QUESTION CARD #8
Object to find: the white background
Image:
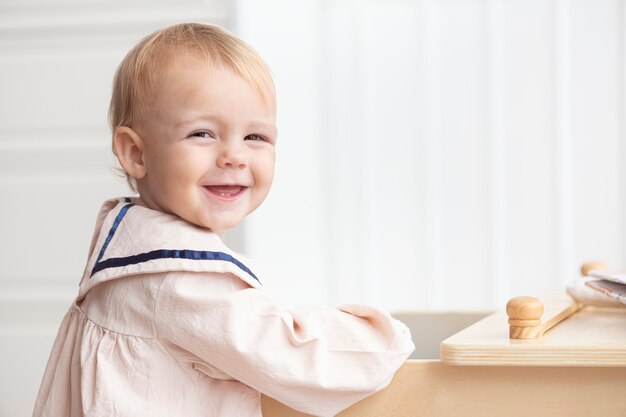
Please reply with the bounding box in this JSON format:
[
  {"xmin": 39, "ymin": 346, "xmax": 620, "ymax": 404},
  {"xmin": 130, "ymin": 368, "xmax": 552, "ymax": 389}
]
[{"xmin": 1, "ymin": 0, "xmax": 626, "ymax": 415}]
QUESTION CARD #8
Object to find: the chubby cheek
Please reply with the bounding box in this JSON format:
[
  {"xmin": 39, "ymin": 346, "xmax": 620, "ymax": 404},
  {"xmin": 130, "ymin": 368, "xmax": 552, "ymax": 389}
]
[
  {"xmin": 253, "ymin": 157, "xmax": 275, "ymax": 203},
  {"xmin": 261, "ymin": 154, "xmax": 276, "ymax": 188},
  {"xmin": 167, "ymin": 154, "xmax": 201, "ymax": 183},
  {"xmin": 155, "ymin": 162, "xmax": 199, "ymax": 209},
  {"xmin": 262, "ymin": 166, "xmax": 275, "ymax": 192}
]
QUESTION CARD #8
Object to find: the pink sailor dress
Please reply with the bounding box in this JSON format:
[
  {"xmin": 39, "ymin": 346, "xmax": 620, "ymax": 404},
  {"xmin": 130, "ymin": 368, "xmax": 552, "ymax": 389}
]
[{"xmin": 33, "ymin": 197, "xmax": 414, "ymax": 417}]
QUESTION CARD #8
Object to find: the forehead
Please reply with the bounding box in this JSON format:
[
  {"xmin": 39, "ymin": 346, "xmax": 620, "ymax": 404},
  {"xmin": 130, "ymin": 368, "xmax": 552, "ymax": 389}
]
[
  {"xmin": 157, "ymin": 56, "xmax": 275, "ymax": 114},
  {"xmin": 147, "ymin": 48, "xmax": 275, "ymax": 108}
]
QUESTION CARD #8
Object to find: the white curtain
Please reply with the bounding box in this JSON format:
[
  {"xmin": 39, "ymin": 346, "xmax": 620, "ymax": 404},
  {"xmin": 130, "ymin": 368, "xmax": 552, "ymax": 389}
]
[{"xmin": 236, "ymin": 0, "xmax": 626, "ymax": 311}]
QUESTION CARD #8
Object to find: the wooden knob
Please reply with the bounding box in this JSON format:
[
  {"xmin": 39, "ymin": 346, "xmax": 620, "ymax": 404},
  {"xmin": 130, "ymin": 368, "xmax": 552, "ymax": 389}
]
[
  {"xmin": 580, "ymin": 261, "xmax": 608, "ymax": 276},
  {"xmin": 506, "ymin": 296, "xmax": 544, "ymax": 339}
]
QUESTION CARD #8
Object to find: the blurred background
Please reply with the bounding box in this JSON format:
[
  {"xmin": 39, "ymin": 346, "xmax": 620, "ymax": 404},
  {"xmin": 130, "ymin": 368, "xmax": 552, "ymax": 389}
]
[{"xmin": 2, "ymin": 0, "xmax": 626, "ymax": 414}]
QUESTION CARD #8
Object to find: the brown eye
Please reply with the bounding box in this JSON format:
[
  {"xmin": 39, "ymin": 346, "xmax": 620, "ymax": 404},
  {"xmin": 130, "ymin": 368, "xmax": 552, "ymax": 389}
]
[
  {"xmin": 245, "ymin": 134, "xmax": 266, "ymax": 142},
  {"xmin": 189, "ymin": 131, "xmax": 214, "ymax": 139}
]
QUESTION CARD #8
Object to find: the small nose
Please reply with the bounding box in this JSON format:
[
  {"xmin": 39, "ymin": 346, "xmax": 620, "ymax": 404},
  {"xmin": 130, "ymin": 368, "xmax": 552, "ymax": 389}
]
[{"xmin": 216, "ymin": 142, "xmax": 247, "ymax": 169}]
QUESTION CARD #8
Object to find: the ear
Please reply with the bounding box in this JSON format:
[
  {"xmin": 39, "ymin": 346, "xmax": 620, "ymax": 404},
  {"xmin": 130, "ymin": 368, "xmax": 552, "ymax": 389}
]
[{"xmin": 113, "ymin": 126, "xmax": 147, "ymax": 180}]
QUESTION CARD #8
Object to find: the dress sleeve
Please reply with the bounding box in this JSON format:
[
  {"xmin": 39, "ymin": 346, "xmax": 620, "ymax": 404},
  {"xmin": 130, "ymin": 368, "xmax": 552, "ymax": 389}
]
[{"xmin": 154, "ymin": 271, "xmax": 415, "ymax": 417}]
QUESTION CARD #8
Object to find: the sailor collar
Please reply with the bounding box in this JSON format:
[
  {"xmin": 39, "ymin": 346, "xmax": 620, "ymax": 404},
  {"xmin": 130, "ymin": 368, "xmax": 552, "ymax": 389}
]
[{"xmin": 79, "ymin": 198, "xmax": 261, "ymax": 298}]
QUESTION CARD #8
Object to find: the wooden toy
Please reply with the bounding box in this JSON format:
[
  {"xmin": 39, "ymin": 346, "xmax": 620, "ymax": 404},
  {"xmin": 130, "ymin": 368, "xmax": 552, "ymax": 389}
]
[
  {"xmin": 505, "ymin": 295, "xmax": 582, "ymax": 339},
  {"xmin": 579, "ymin": 260, "xmax": 608, "ymax": 276}
]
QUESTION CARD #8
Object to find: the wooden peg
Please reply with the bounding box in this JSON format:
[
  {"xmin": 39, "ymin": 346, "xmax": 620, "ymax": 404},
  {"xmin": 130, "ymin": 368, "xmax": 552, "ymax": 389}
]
[
  {"xmin": 580, "ymin": 261, "xmax": 608, "ymax": 277},
  {"xmin": 506, "ymin": 296, "xmax": 582, "ymax": 339},
  {"xmin": 506, "ymin": 296, "xmax": 544, "ymax": 339}
]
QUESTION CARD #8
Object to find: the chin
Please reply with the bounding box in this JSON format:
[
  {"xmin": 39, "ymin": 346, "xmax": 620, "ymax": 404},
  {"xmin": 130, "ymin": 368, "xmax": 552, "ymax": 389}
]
[{"xmin": 203, "ymin": 219, "xmax": 241, "ymax": 234}]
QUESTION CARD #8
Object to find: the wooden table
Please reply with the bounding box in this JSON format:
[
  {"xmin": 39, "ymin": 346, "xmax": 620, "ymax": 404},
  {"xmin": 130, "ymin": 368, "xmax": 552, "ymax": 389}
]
[{"xmin": 262, "ymin": 296, "xmax": 626, "ymax": 416}]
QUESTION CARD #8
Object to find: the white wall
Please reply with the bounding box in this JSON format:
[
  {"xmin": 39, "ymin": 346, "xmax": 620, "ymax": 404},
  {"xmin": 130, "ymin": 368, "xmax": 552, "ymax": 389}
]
[
  {"xmin": 236, "ymin": 0, "xmax": 626, "ymax": 311},
  {"xmin": 0, "ymin": 2, "xmax": 232, "ymax": 415},
  {"xmin": 1, "ymin": 0, "xmax": 626, "ymax": 415}
]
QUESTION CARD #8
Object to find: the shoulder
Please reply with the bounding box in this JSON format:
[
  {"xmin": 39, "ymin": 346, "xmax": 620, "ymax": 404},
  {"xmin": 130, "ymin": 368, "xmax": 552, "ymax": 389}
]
[{"xmin": 157, "ymin": 270, "xmax": 253, "ymax": 300}]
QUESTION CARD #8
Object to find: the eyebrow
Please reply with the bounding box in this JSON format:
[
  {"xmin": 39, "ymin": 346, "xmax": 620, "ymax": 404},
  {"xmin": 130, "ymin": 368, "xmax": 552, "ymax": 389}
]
[
  {"xmin": 174, "ymin": 114, "xmax": 219, "ymax": 129},
  {"xmin": 247, "ymin": 121, "xmax": 278, "ymax": 136}
]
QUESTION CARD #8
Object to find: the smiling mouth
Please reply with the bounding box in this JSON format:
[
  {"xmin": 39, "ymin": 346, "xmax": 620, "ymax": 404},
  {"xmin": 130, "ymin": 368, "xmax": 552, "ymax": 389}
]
[{"xmin": 204, "ymin": 185, "xmax": 248, "ymax": 201}]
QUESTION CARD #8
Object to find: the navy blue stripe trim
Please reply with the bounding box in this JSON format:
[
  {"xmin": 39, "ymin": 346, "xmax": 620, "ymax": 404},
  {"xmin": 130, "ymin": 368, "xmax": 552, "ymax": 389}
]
[
  {"xmin": 91, "ymin": 249, "xmax": 260, "ymax": 283},
  {"xmin": 91, "ymin": 203, "xmax": 134, "ymax": 276}
]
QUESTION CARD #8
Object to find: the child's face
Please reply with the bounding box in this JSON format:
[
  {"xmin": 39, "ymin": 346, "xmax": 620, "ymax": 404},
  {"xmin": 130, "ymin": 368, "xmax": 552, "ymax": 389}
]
[{"xmin": 133, "ymin": 55, "xmax": 277, "ymax": 234}]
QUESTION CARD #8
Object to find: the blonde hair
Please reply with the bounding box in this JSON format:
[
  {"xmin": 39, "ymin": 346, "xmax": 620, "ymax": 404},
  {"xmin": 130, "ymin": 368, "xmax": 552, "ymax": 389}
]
[{"xmin": 108, "ymin": 23, "xmax": 275, "ymax": 190}]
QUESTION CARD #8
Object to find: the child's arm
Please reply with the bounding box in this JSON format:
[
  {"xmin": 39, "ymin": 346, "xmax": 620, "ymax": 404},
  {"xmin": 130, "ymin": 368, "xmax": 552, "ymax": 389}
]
[{"xmin": 154, "ymin": 272, "xmax": 414, "ymax": 417}]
